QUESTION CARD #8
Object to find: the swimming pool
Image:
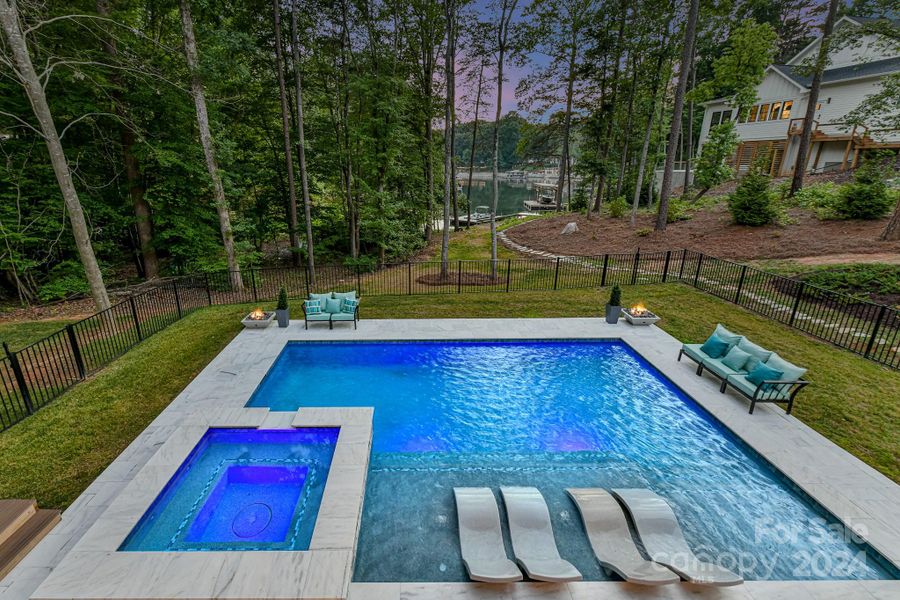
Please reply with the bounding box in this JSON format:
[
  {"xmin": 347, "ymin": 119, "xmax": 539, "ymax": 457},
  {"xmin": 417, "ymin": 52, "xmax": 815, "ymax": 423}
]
[
  {"xmin": 248, "ymin": 340, "xmax": 894, "ymax": 581},
  {"xmin": 120, "ymin": 428, "xmax": 338, "ymax": 552}
]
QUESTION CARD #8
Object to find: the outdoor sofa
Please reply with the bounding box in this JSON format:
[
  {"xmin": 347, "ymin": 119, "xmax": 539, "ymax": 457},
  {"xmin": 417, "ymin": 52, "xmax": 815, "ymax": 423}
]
[
  {"xmin": 678, "ymin": 324, "xmax": 809, "ymax": 414},
  {"xmin": 303, "ymin": 290, "xmax": 359, "ymax": 329}
]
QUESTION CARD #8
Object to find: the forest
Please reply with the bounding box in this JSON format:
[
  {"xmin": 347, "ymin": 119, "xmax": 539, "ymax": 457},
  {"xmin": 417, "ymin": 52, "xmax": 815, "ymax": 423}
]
[{"xmin": 1, "ymin": 0, "xmax": 898, "ymax": 312}]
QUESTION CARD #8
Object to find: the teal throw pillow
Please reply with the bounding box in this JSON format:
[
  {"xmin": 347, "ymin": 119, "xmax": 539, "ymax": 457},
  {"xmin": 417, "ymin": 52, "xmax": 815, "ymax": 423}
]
[
  {"xmin": 700, "ymin": 334, "xmax": 730, "ymax": 358},
  {"xmin": 721, "ymin": 346, "xmax": 751, "ymax": 371},
  {"xmin": 745, "ymin": 363, "xmax": 784, "ymax": 390}
]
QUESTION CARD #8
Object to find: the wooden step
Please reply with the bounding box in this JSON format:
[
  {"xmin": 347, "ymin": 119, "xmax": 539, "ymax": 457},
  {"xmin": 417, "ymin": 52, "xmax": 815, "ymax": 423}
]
[
  {"xmin": 0, "ymin": 499, "xmax": 36, "ymax": 547},
  {"xmin": 0, "ymin": 509, "xmax": 60, "ymax": 580}
]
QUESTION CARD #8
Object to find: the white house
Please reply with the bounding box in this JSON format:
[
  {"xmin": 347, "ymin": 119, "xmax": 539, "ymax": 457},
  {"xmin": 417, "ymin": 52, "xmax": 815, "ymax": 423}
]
[{"xmin": 691, "ymin": 15, "xmax": 900, "ymax": 184}]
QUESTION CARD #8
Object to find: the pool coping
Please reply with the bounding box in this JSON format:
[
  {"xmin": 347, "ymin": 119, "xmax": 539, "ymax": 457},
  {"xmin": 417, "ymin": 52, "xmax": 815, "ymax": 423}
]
[{"xmin": 3, "ymin": 317, "xmax": 899, "ymax": 600}]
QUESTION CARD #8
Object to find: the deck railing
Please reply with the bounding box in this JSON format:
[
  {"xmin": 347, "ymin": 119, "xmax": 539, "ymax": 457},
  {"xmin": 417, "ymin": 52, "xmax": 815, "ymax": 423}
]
[{"xmin": 1, "ymin": 249, "xmax": 897, "ymax": 430}]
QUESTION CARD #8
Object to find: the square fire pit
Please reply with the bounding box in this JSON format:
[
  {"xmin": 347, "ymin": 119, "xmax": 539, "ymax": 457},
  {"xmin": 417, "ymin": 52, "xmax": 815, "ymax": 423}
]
[
  {"xmin": 622, "ymin": 304, "xmax": 660, "ymax": 326},
  {"xmin": 242, "ymin": 308, "xmax": 275, "ymax": 329}
]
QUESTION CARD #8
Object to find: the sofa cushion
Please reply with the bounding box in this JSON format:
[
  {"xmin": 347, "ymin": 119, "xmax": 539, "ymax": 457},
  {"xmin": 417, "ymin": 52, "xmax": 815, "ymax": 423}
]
[
  {"xmin": 309, "ymin": 293, "xmax": 332, "ymax": 308},
  {"xmin": 700, "ymin": 334, "xmax": 730, "ymax": 359},
  {"xmin": 714, "ymin": 324, "xmax": 743, "ymax": 348},
  {"xmin": 701, "ymin": 356, "xmax": 743, "ymax": 379},
  {"xmin": 305, "ymin": 312, "xmax": 331, "ymax": 321},
  {"xmin": 681, "ymin": 343, "xmax": 706, "ymax": 363},
  {"xmin": 736, "ymin": 339, "xmax": 771, "ymax": 371},
  {"xmin": 765, "ymin": 353, "xmax": 807, "ymax": 382},
  {"xmin": 331, "ymin": 312, "xmax": 356, "ymax": 321},
  {"xmin": 726, "ymin": 374, "xmax": 790, "ymax": 400},
  {"xmin": 324, "ymin": 297, "xmax": 343, "ymax": 314},
  {"xmin": 333, "ymin": 290, "xmax": 358, "ymax": 301},
  {"xmin": 722, "ymin": 346, "xmax": 752, "ymax": 371}
]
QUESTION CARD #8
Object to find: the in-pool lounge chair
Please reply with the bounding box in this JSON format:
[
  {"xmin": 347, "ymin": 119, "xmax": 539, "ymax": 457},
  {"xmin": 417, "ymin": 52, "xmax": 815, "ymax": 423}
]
[
  {"xmin": 566, "ymin": 488, "xmax": 679, "ymax": 585},
  {"xmin": 678, "ymin": 324, "xmax": 809, "ymax": 414},
  {"xmin": 453, "ymin": 488, "xmax": 522, "ymax": 583},
  {"xmin": 303, "ymin": 291, "xmax": 360, "ymax": 329},
  {"xmin": 611, "ymin": 488, "xmax": 743, "ymax": 587},
  {"xmin": 500, "ymin": 487, "xmax": 582, "ymax": 583}
]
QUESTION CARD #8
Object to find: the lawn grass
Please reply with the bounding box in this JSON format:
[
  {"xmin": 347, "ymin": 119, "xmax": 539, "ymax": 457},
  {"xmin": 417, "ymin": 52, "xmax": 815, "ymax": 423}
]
[
  {"xmin": 0, "ymin": 319, "xmax": 74, "ymax": 351},
  {"xmin": 432, "ymin": 224, "xmax": 517, "ymax": 261},
  {"xmin": 0, "ymin": 285, "xmax": 898, "ymax": 510},
  {"xmin": 0, "ymin": 305, "xmax": 247, "ymax": 508}
]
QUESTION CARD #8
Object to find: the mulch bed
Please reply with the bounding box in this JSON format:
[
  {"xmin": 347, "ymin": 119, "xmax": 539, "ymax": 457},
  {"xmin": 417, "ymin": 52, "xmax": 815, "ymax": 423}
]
[
  {"xmin": 417, "ymin": 272, "xmax": 500, "ymax": 286},
  {"xmin": 504, "ymin": 204, "xmax": 900, "ymax": 261}
]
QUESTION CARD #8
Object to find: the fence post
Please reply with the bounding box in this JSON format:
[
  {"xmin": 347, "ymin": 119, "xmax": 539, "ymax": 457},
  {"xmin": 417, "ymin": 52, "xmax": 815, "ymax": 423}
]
[
  {"xmin": 553, "ymin": 257, "xmax": 561, "ymax": 290},
  {"xmin": 601, "ymin": 254, "xmax": 609, "ymax": 287},
  {"xmin": 3, "ymin": 342, "xmax": 32, "ymax": 415},
  {"xmin": 129, "ymin": 295, "xmax": 143, "ymax": 341},
  {"xmin": 407, "ymin": 262, "xmax": 413, "ymax": 295},
  {"xmin": 457, "ymin": 261, "xmax": 463, "ymax": 293},
  {"xmin": 65, "ymin": 325, "xmax": 86, "ymax": 379},
  {"xmin": 204, "ymin": 273, "xmax": 213, "ymax": 306},
  {"xmin": 789, "ymin": 282, "xmax": 805, "ymax": 326},
  {"xmin": 693, "ymin": 253, "xmax": 704, "ymax": 287},
  {"xmin": 630, "ymin": 249, "xmax": 640, "ymax": 285},
  {"xmin": 678, "ymin": 249, "xmax": 687, "ymax": 280},
  {"xmin": 662, "ymin": 250, "xmax": 671, "ymax": 283},
  {"xmin": 250, "ymin": 269, "xmax": 258, "ymax": 302},
  {"xmin": 505, "ymin": 259, "xmax": 512, "ymax": 292},
  {"xmin": 172, "ymin": 280, "xmax": 182, "ymax": 318},
  {"xmin": 735, "ymin": 265, "xmax": 748, "ymax": 304},
  {"xmin": 864, "ymin": 305, "xmax": 888, "ymax": 358}
]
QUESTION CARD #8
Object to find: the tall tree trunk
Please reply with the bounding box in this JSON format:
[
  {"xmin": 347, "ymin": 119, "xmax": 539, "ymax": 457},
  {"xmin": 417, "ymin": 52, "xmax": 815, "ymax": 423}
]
[
  {"xmin": 615, "ymin": 53, "xmax": 639, "ymax": 199},
  {"xmin": 465, "ymin": 62, "xmax": 485, "ymax": 229},
  {"xmin": 290, "ymin": 2, "xmax": 315, "ymax": 279},
  {"xmin": 656, "ymin": 0, "xmax": 700, "ymax": 231},
  {"xmin": 178, "ymin": 0, "xmax": 242, "ymax": 289},
  {"xmin": 491, "ymin": 1, "xmax": 518, "ymax": 278},
  {"xmin": 0, "ymin": 0, "xmax": 111, "ymax": 311},
  {"xmin": 593, "ymin": 1, "xmax": 626, "ymax": 213},
  {"xmin": 441, "ymin": 0, "xmax": 456, "ymax": 277},
  {"xmin": 555, "ymin": 37, "xmax": 577, "ymax": 210},
  {"xmin": 96, "ymin": 0, "xmax": 158, "ymax": 280},
  {"xmin": 632, "ymin": 50, "xmax": 666, "ymax": 226},
  {"xmin": 291, "ymin": 0, "xmax": 316, "ymax": 283},
  {"xmin": 684, "ymin": 43, "xmax": 696, "ymax": 194},
  {"xmin": 789, "ymin": 0, "xmax": 839, "ymax": 196},
  {"xmin": 273, "ymin": 0, "xmax": 301, "ymax": 266}
]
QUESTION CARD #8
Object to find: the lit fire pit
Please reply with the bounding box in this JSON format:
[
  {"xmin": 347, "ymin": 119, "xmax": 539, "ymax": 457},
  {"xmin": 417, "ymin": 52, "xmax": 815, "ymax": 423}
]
[
  {"xmin": 622, "ymin": 303, "xmax": 660, "ymax": 326},
  {"xmin": 241, "ymin": 307, "xmax": 275, "ymax": 329}
]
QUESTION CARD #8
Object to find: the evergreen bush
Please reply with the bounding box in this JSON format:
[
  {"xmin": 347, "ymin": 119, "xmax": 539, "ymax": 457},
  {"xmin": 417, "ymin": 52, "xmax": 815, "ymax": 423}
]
[
  {"xmin": 276, "ymin": 287, "xmax": 289, "ymax": 311},
  {"xmin": 728, "ymin": 155, "xmax": 776, "ymax": 226},
  {"xmin": 837, "ymin": 157, "xmax": 894, "ymax": 220},
  {"xmin": 608, "ymin": 196, "xmax": 627, "ymax": 218}
]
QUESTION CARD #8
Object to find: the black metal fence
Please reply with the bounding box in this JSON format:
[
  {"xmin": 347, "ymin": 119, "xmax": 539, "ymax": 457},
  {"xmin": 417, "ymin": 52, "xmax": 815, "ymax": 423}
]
[{"xmin": 1, "ymin": 249, "xmax": 897, "ymax": 431}]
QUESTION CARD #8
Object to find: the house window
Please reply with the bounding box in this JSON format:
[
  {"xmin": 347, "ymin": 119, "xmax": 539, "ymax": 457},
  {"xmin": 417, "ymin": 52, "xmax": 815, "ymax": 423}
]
[
  {"xmin": 758, "ymin": 103, "xmax": 771, "ymax": 121},
  {"xmin": 769, "ymin": 102, "xmax": 782, "ymax": 120},
  {"xmin": 710, "ymin": 111, "xmax": 722, "ymax": 127},
  {"xmin": 782, "ymin": 100, "xmax": 792, "ymax": 119},
  {"xmin": 722, "ymin": 109, "xmax": 733, "ymax": 122},
  {"xmin": 747, "ymin": 105, "xmax": 759, "ymax": 122}
]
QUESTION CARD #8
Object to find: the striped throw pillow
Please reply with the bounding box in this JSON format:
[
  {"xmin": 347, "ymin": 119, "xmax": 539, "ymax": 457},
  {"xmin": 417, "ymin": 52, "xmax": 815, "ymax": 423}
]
[
  {"xmin": 340, "ymin": 298, "xmax": 359, "ymax": 314},
  {"xmin": 304, "ymin": 299, "xmax": 322, "ymax": 315}
]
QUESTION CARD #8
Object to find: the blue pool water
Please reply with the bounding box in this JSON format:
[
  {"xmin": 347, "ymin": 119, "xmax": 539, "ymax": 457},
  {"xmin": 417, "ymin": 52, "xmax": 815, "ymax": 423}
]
[
  {"xmin": 248, "ymin": 340, "xmax": 895, "ymax": 581},
  {"xmin": 120, "ymin": 428, "xmax": 338, "ymax": 551}
]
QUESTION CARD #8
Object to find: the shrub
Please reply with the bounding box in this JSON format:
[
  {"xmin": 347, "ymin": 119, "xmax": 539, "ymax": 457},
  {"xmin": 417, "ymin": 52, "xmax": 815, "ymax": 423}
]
[
  {"xmin": 791, "ymin": 182, "xmax": 844, "ymax": 220},
  {"xmin": 343, "ymin": 255, "xmax": 378, "ymax": 272},
  {"xmin": 728, "ymin": 156, "xmax": 776, "ymax": 226},
  {"xmin": 608, "ymin": 196, "xmax": 627, "ymax": 218},
  {"xmin": 276, "ymin": 287, "xmax": 289, "ymax": 311},
  {"xmin": 693, "ymin": 121, "xmax": 739, "ymax": 199},
  {"xmin": 636, "ymin": 227, "xmax": 652, "ymax": 237},
  {"xmin": 38, "ymin": 261, "xmax": 92, "ymax": 302},
  {"xmin": 607, "ymin": 284, "xmax": 622, "ymax": 307},
  {"xmin": 666, "ymin": 197, "xmax": 690, "ymax": 223},
  {"xmin": 837, "ymin": 158, "xmax": 894, "ymax": 220}
]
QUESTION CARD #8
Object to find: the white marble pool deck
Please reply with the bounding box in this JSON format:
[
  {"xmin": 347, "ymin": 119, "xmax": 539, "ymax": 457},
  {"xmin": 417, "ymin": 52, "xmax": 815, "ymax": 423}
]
[{"xmin": 1, "ymin": 317, "xmax": 898, "ymax": 600}]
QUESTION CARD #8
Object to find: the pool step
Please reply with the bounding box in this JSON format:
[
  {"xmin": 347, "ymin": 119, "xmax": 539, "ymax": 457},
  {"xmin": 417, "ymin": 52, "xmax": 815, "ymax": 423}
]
[{"xmin": 0, "ymin": 500, "xmax": 60, "ymax": 581}]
